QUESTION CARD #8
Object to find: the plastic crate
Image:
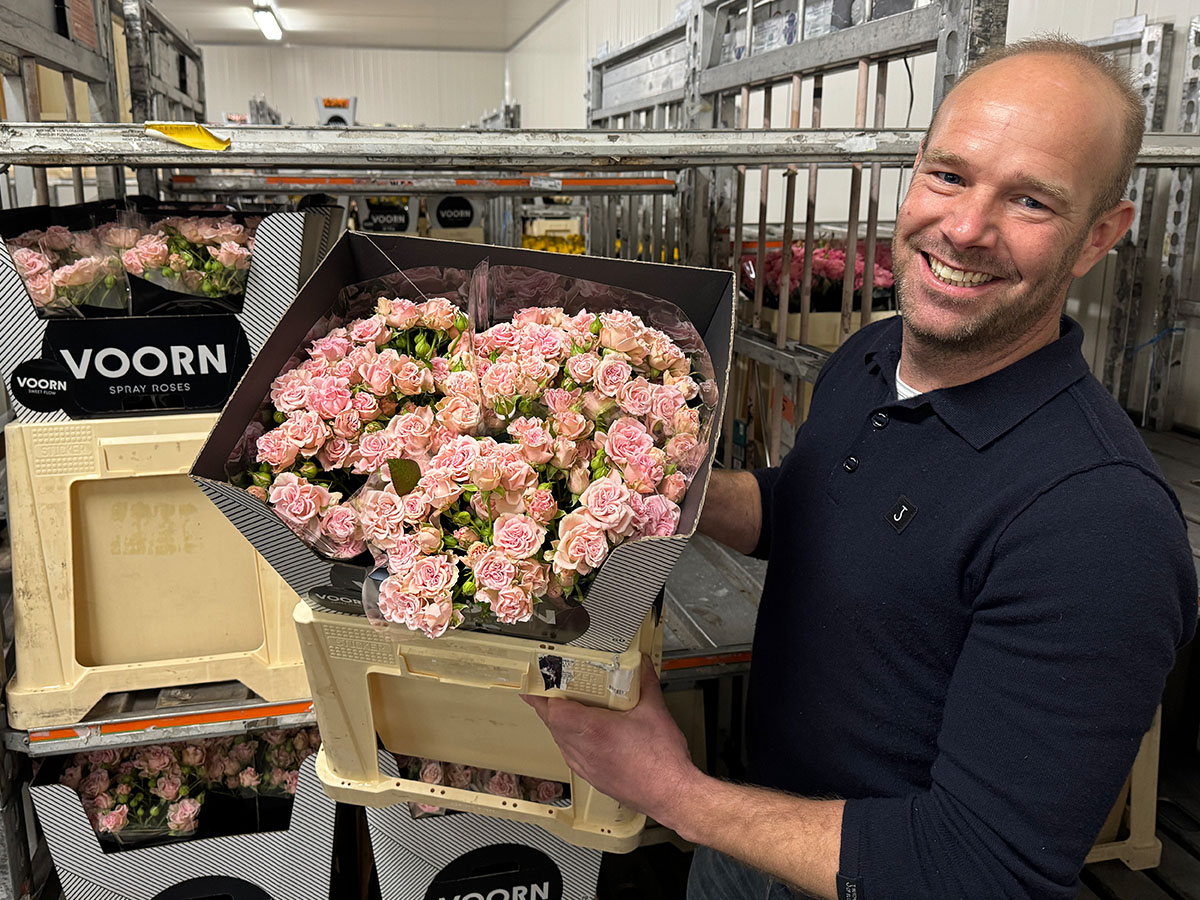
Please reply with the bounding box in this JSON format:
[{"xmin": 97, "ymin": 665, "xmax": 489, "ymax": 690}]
[
  {"xmin": 1085, "ymin": 708, "xmax": 1162, "ymax": 870},
  {"xmin": 364, "ymin": 757, "xmax": 603, "ymax": 900},
  {"xmin": 5, "ymin": 413, "xmax": 309, "ymax": 730},
  {"xmin": 295, "ymin": 601, "xmax": 662, "ymax": 853}
]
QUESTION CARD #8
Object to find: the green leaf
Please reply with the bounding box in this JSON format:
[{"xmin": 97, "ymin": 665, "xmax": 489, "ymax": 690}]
[{"xmin": 387, "ymin": 458, "xmax": 421, "ymax": 495}]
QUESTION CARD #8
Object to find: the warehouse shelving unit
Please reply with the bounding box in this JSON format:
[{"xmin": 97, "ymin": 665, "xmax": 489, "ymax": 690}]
[
  {"xmin": 0, "ymin": 0, "xmax": 205, "ymax": 207},
  {"xmin": 0, "ymin": 111, "xmax": 1199, "ymax": 898}
]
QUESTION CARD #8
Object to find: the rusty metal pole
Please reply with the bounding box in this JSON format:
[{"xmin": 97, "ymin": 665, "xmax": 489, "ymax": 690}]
[
  {"xmin": 799, "ymin": 74, "xmax": 822, "ymax": 347},
  {"xmin": 840, "ymin": 59, "xmax": 869, "ymax": 343},
  {"xmin": 860, "ymin": 60, "xmax": 888, "ymax": 330}
]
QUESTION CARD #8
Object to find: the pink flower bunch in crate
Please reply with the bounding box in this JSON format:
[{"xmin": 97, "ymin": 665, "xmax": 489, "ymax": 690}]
[
  {"xmin": 57, "ymin": 742, "xmax": 209, "ymax": 845},
  {"xmin": 120, "ymin": 214, "xmax": 256, "ymax": 301},
  {"xmin": 203, "ymin": 726, "xmax": 322, "ymax": 798},
  {"xmin": 392, "ymin": 753, "xmax": 568, "ymax": 818},
  {"xmin": 6, "ymin": 224, "xmax": 128, "ymax": 315},
  {"xmin": 243, "ymin": 277, "xmax": 718, "ymax": 639},
  {"xmin": 54, "ymin": 726, "xmax": 320, "ymax": 847}
]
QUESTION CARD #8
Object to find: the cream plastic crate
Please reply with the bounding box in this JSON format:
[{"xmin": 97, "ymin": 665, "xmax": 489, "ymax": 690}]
[
  {"xmin": 5, "ymin": 413, "xmax": 309, "ymax": 730},
  {"xmin": 1085, "ymin": 708, "xmax": 1163, "ymax": 870},
  {"xmin": 295, "ymin": 601, "xmax": 662, "ymax": 853}
]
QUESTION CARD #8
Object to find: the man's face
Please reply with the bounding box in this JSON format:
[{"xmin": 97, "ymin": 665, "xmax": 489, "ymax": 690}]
[{"xmin": 891, "ymin": 55, "xmax": 1124, "ymax": 355}]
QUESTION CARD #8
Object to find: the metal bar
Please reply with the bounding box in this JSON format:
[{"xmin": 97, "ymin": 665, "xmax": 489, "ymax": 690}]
[
  {"xmin": 606, "ymin": 195, "xmax": 618, "ymax": 257},
  {"xmin": 122, "ymin": 0, "xmax": 159, "ymax": 198},
  {"xmin": 5, "ymin": 124, "xmax": 1199, "ymax": 168},
  {"xmin": 652, "ymin": 192, "xmax": 664, "ymax": 263},
  {"xmin": 752, "ymin": 87, "xmax": 772, "ymax": 330},
  {"xmin": 724, "ymin": 87, "xmax": 751, "ymax": 470},
  {"xmin": 734, "ymin": 329, "xmax": 830, "ymax": 383},
  {"xmin": 770, "ymin": 74, "xmax": 803, "ymax": 463},
  {"xmin": 61, "ymin": 72, "xmax": 86, "ymax": 204},
  {"xmin": 800, "ymin": 74, "xmax": 822, "ymax": 346},
  {"xmin": 778, "ymin": 73, "xmax": 801, "ymax": 350},
  {"xmin": 18, "ymin": 57, "xmax": 49, "ymax": 207},
  {"xmin": 651, "ymin": 104, "xmax": 666, "ymax": 264},
  {"xmin": 934, "ymin": 0, "xmax": 1010, "ymax": 108},
  {"xmin": 628, "ymin": 193, "xmax": 638, "ymax": 259},
  {"xmin": 591, "ymin": 88, "xmax": 688, "ymax": 124},
  {"xmin": 861, "ymin": 60, "xmax": 888, "ymax": 331},
  {"xmin": 592, "ymin": 20, "xmax": 688, "ymax": 68},
  {"xmin": 168, "ymin": 173, "xmax": 679, "ymax": 196},
  {"xmin": 1145, "ymin": 17, "xmax": 1199, "ymax": 431},
  {"xmin": 1114, "ymin": 23, "xmax": 1172, "ymax": 407},
  {"xmin": 1081, "ymin": 14, "xmax": 1147, "ymax": 53},
  {"xmin": 586, "ymin": 195, "xmax": 601, "ymax": 256},
  {"xmin": 841, "ymin": 60, "xmax": 869, "ymax": 343},
  {"xmin": 772, "ymin": 169, "xmax": 798, "ymax": 465},
  {"xmin": 699, "ymin": 4, "xmax": 941, "ymax": 95},
  {"xmin": 667, "ymin": 196, "xmax": 678, "ymax": 264}
]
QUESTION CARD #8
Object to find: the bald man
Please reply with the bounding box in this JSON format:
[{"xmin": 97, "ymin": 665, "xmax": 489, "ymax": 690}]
[{"xmin": 525, "ymin": 39, "xmax": 1197, "ymax": 900}]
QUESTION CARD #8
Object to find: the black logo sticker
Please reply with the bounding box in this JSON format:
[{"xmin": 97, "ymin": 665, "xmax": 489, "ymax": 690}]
[
  {"xmin": 10, "ymin": 358, "xmax": 72, "ymax": 412},
  {"xmin": 425, "ymin": 843, "xmax": 563, "ymax": 900},
  {"xmin": 435, "ymin": 195, "xmax": 475, "ymax": 228},
  {"xmin": 363, "ymin": 198, "xmax": 410, "ymax": 232},
  {"xmin": 41, "ymin": 313, "xmax": 251, "ymax": 416},
  {"xmin": 888, "ymin": 496, "xmax": 917, "ymax": 534}
]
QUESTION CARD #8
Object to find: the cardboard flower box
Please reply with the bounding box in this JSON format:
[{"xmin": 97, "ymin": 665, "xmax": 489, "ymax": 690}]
[
  {"xmin": 31, "ymin": 754, "xmax": 335, "ymax": 900},
  {"xmin": 0, "ymin": 207, "xmax": 338, "ymax": 424},
  {"xmin": 190, "ymin": 232, "xmax": 734, "ymax": 654}
]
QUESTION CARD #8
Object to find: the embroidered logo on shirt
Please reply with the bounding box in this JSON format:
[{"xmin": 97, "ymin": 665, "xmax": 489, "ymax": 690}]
[{"xmin": 888, "ymin": 496, "xmax": 917, "ymax": 533}]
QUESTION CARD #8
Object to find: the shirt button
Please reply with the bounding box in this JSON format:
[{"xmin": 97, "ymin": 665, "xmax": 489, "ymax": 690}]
[
  {"xmin": 843, "ymin": 456, "xmax": 859, "ymax": 472},
  {"xmin": 871, "ymin": 412, "xmax": 889, "ymax": 429}
]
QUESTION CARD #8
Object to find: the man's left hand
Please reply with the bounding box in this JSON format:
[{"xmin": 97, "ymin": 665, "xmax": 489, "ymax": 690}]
[{"xmin": 522, "ymin": 656, "xmax": 702, "ymax": 828}]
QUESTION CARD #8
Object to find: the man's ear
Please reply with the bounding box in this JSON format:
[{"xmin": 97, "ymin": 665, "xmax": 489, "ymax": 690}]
[{"xmin": 1071, "ymin": 199, "xmax": 1136, "ymax": 278}]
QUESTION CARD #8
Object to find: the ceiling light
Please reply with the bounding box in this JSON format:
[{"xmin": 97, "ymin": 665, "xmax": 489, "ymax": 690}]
[{"xmin": 252, "ymin": 4, "xmax": 283, "ymax": 41}]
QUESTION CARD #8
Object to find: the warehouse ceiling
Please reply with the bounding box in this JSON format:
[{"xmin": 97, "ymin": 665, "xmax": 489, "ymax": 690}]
[{"xmin": 150, "ymin": 0, "xmax": 565, "ymax": 51}]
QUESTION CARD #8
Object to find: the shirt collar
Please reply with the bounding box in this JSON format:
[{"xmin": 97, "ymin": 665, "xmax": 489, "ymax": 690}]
[{"xmin": 862, "ymin": 316, "xmax": 1091, "ymax": 450}]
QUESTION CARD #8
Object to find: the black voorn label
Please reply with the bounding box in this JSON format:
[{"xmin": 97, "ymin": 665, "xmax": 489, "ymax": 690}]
[
  {"xmin": 435, "ymin": 195, "xmax": 476, "ymax": 228},
  {"xmin": 426, "ymin": 843, "xmax": 563, "ymax": 900},
  {"xmin": 37, "ymin": 314, "xmax": 252, "ymax": 416}
]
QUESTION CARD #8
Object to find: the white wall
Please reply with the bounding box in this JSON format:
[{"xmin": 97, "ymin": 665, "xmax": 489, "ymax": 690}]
[
  {"xmin": 201, "ymin": 44, "xmax": 506, "ymax": 127},
  {"xmin": 507, "ymin": 0, "xmax": 684, "ymax": 128}
]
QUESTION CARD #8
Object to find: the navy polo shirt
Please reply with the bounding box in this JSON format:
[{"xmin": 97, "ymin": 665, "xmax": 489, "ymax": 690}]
[{"xmin": 749, "ymin": 315, "xmax": 1196, "ymax": 899}]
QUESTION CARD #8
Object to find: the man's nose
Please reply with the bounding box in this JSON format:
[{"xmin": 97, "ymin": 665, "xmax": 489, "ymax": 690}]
[{"xmin": 941, "ymin": 192, "xmax": 998, "ymax": 249}]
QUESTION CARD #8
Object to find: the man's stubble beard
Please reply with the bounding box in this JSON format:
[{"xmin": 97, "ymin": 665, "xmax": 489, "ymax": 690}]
[{"xmin": 891, "ymin": 231, "xmax": 1085, "ymax": 357}]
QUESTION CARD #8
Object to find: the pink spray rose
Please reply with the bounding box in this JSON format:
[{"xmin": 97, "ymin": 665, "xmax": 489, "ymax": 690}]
[
  {"xmin": 97, "ymin": 805, "xmax": 130, "ymax": 834},
  {"xmin": 492, "ymin": 514, "xmax": 547, "ymax": 560},
  {"xmin": 473, "ymin": 549, "xmax": 517, "ymax": 591},
  {"xmin": 167, "ymin": 798, "xmax": 201, "ymax": 833}
]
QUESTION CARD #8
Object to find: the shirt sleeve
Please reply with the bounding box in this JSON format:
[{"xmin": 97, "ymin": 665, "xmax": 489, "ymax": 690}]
[
  {"xmin": 839, "ymin": 464, "xmax": 1198, "ymax": 900},
  {"xmin": 750, "ymin": 465, "xmax": 781, "ymax": 560}
]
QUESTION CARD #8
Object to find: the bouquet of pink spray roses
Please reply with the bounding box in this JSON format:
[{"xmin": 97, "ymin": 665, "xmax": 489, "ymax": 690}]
[
  {"xmin": 6, "ymin": 223, "xmax": 131, "ymax": 316},
  {"xmin": 239, "ymin": 264, "xmax": 718, "ymax": 639},
  {"xmin": 55, "ymin": 726, "xmax": 320, "ymax": 848},
  {"xmin": 121, "ymin": 214, "xmax": 255, "ymax": 304}
]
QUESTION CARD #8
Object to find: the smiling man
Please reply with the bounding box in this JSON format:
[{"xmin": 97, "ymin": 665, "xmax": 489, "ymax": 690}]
[{"xmin": 524, "ymin": 38, "xmax": 1197, "ymax": 900}]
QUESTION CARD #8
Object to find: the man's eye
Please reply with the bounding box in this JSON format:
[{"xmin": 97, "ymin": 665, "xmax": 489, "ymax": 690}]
[
  {"xmin": 1019, "ymin": 196, "xmax": 1047, "ymax": 211},
  {"xmin": 932, "ymin": 172, "xmax": 962, "ymax": 186}
]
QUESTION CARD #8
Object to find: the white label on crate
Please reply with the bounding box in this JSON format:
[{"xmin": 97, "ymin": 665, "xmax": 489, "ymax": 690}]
[
  {"xmin": 608, "ymin": 668, "xmax": 636, "ymax": 698},
  {"xmin": 530, "ymin": 176, "xmax": 563, "ymax": 191}
]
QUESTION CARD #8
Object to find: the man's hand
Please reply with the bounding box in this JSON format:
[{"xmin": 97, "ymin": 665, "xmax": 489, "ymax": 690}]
[{"xmin": 521, "ymin": 657, "xmax": 703, "ymax": 828}]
